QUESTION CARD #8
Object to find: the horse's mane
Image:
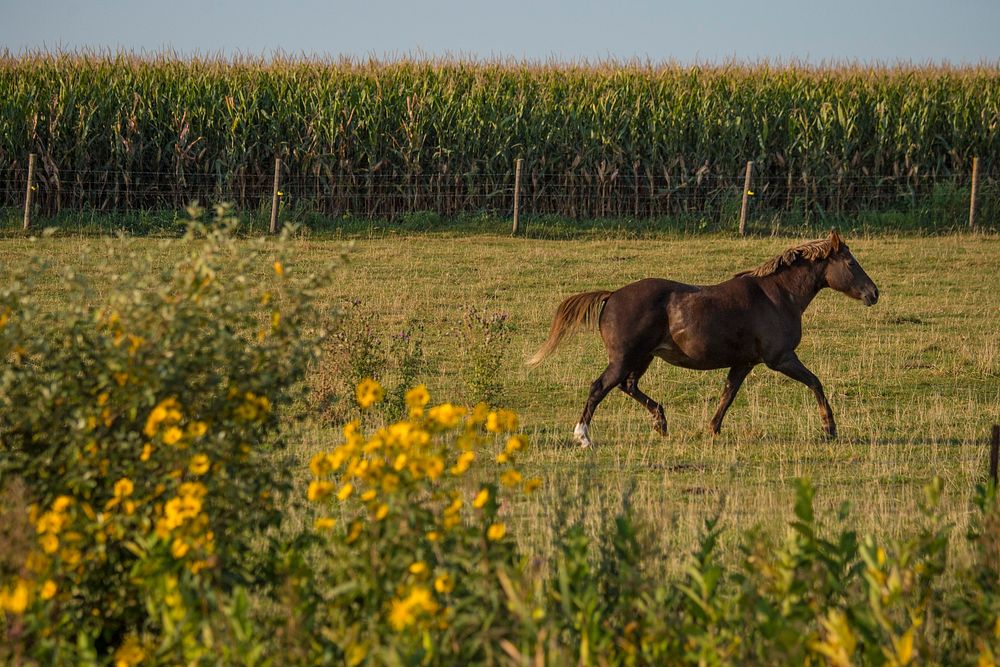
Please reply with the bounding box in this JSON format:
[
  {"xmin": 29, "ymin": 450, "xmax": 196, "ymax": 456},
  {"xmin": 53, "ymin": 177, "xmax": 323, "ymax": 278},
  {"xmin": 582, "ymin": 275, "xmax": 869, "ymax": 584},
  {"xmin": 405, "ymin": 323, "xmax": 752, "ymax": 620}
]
[{"xmin": 737, "ymin": 235, "xmax": 843, "ymax": 278}]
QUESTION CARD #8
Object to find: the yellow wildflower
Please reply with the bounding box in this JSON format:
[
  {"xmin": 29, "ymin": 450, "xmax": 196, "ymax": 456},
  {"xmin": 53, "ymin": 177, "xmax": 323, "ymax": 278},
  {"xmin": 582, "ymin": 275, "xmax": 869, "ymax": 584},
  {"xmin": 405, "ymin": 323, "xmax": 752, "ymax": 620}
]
[
  {"xmin": 36, "ymin": 511, "xmax": 65, "ymax": 535},
  {"xmin": 313, "ymin": 517, "xmax": 336, "ymax": 531},
  {"xmin": 500, "ymin": 470, "xmax": 523, "ymax": 487},
  {"xmin": 374, "ymin": 504, "xmax": 389, "ymax": 521},
  {"xmin": 486, "ymin": 409, "xmax": 519, "ymax": 433},
  {"xmin": 40, "ymin": 580, "xmax": 57, "ymax": 600},
  {"xmin": 0, "ymin": 580, "xmax": 30, "ymax": 614},
  {"xmin": 307, "ymin": 480, "xmax": 333, "ymax": 502},
  {"xmin": 434, "ymin": 573, "xmax": 455, "ymax": 594},
  {"xmin": 409, "ymin": 561, "xmax": 428, "ymax": 576},
  {"xmin": 445, "ymin": 497, "xmax": 463, "ymax": 515},
  {"xmin": 346, "ymin": 520, "xmax": 363, "ymax": 544},
  {"xmin": 487, "ymin": 523, "xmax": 507, "ymax": 541},
  {"xmin": 140, "ymin": 443, "xmax": 154, "ymax": 462},
  {"xmin": 425, "ymin": 456, "xmax": 445, "ymax": 480},
  {"xmin": 450, "ymin": 450, "xmax": 475, "ymax": 475},
  {"xmin": 505, "ymin": 435, "xmax": 528, "ymax": 454},
  {"xmin": 113, "ymin": 637, "xmax": 146, "ymax": 667},
  {"xmin": 171, "ymin": 539, "xmax": 190, "ymax": 559},
  {"xmin": 178, "ymin": 482, "xmax": 207, "ymax": 498},
  {"xmin": 426, "ymin": 531, "xmax": 441, "ymax": 542},
  {"xmin": 114, "ymin": 478, "xmax": 134, "ymax": 498},
  {"xmin": 144, "ymin": 407, "xmax": 167, "ymax": 437},
  {"xmin": 52, "ymin": 495, "xmax": 73, "ymax": 512},
  {"xmin": 388, "ymin": 586, "xmax": 438, "ymax": 631},
  {"xmin": 467, "ymin": 402, "xmax": 490, "ymax": 427},
  {"xmin": 40, "ymin": 534, "xmax": 59, "ymax": 554},
  {"xmin": 524, "ymin": 477, "xmax": 542, "ymax": 494},
  {"xmin": 472, "ymin": 488, "xmax": 490, "ymax": 509},
  {"xmin": 428, "ymin": 403, "xmax": 464, "ymax": 429},
  {"xmin": 345, "ymin": 643, "xmax": 369, "ymax": 666},
  {"xmin": 163, "ymin": 426, "xmax": 183, "ymax": 446},
  {"xmin": 337, "ymin": 483, "xmax": 354, "ymax": 501},
  {"xmin": 187, "ymin": 421, "xmax": 208, "ymax": 439},
  {"xmin": 273, "ymin": 260, "xmax": 284, "ymax": 276},
  {"xmin": 405, "ymin": 384, "xmax": 430, "ymax": 414},
  {"xmin": 310, "ymin": 452, "xmax": 332, "ymax": 478},
  {"xmin": 188, "ymin": 454, "xmax": 210, "ymax": 475},
  {"xmin": 355, "ymin": 378, "xmax": 384, "ymax": 409},
  {"xmin": 388, "ymin": 597, "xmax": 416, "ymax": 631}
]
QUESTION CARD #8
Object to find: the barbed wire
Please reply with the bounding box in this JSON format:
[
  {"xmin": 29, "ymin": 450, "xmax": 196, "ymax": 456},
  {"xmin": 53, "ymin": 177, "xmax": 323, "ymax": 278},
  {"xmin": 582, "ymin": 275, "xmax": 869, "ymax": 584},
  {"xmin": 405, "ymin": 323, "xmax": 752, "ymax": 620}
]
[{"xmin": 3, "ymin": 165, "xmax": 996, "ymax": 222}]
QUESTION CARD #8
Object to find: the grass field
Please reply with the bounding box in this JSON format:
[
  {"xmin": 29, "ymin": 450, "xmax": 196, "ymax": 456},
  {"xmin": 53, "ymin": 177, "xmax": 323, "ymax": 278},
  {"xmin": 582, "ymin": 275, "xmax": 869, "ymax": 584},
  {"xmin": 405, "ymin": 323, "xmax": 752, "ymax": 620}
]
[{"xmin": 3, "ymin": 229, "xmax": 998, "ymax": 575}]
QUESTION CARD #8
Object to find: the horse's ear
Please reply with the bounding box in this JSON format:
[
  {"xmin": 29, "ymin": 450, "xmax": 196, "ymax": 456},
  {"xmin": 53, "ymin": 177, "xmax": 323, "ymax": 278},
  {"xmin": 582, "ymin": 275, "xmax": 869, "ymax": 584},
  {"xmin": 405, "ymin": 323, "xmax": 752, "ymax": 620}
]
[{"xmin": 828, "ymin": 229, "xmax": 843, "ymax": 251}]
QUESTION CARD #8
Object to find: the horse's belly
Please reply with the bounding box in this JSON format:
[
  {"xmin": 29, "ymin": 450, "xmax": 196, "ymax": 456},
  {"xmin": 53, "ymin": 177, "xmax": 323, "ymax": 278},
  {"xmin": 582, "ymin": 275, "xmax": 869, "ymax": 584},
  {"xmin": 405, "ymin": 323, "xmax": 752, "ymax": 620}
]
[
  {"xmin": 653, "ymin": 326, "xmax": 753, "ymax": 370},
  {"xmin": 651, "ymin": 339, "xmax": 723, "ymax": 370}
]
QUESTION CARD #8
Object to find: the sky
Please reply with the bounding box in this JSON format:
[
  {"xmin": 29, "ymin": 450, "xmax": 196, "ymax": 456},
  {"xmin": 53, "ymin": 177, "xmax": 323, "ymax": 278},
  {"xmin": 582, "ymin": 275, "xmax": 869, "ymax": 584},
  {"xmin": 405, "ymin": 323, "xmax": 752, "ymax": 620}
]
[{"xmin": 1, "ymin": 0, "xmax": 999, "ymax": 65}]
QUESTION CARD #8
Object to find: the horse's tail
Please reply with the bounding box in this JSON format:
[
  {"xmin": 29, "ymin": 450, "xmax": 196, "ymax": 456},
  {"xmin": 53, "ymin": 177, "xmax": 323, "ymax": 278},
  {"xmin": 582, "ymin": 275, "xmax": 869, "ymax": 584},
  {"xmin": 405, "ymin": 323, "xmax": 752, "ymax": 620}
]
[{"xmin": 527, "ymin": 290, "xmax": 613, "ymax": 368}]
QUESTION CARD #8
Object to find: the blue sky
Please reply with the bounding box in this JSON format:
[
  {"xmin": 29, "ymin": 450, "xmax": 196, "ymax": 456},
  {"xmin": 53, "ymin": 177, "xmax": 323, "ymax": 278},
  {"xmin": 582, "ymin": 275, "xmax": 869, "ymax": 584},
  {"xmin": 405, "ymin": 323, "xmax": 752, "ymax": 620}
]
[{"xmin": 2, "ymin": 0, "xmax": 998, "ymax": 64}]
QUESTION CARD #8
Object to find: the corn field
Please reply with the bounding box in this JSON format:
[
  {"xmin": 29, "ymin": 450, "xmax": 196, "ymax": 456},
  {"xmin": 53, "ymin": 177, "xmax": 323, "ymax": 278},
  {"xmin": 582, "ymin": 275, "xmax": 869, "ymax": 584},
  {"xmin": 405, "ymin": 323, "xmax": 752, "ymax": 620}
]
[{"xmin": 1, "ymin": 53, "xmax": 998, "ymax": 221}]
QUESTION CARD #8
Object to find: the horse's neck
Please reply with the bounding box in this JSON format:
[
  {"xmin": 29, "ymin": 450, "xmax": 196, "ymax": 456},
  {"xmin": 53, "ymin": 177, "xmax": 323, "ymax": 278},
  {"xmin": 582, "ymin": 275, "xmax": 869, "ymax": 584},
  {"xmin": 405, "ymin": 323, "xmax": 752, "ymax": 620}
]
[{"xmin": 768, "ymin": 261, "xmax": 825, "ymax": 314}]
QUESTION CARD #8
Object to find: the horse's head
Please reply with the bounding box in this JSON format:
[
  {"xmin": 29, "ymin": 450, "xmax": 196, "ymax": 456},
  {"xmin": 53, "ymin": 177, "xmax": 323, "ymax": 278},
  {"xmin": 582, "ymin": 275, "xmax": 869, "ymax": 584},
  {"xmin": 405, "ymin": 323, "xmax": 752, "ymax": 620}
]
[{"xmin": 823, "ymin": 231, "xmax": 879, "ymax": 306}]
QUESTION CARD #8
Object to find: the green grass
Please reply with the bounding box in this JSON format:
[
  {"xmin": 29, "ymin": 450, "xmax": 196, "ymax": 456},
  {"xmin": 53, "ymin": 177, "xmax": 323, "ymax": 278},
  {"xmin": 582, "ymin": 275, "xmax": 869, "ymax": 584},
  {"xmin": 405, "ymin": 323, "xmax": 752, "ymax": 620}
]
[{"xmin": 2, "ymin": 229, "xmax": 997, "ymax": 575}]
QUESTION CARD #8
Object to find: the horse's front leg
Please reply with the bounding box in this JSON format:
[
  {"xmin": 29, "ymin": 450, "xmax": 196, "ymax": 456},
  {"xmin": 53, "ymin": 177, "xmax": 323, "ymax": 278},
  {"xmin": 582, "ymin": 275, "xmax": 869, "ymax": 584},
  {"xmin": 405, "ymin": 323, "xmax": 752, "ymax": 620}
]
[
  {"xmin": 766, "ymin": 352, "xmax": 837, "ymax": 438},
  {"xmin": 710, "ymin": 364, "xmax": 754, "ymax": 435}
]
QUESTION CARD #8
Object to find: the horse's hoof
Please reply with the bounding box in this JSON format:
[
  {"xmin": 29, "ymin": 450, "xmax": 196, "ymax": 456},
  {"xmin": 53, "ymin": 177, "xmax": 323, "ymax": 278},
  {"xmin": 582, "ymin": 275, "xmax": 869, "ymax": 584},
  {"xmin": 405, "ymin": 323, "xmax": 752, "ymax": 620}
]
[{"xmin": 573, "ymin": 423, "xmax": 593, "ymax": 449}]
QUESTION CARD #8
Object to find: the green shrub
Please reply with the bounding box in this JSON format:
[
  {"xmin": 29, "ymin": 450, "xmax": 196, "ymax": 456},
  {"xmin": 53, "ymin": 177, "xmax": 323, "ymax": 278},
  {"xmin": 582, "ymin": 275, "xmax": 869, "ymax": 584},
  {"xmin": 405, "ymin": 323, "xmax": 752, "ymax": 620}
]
[
  {"xmin": 459, "ymin": 305, "xmax": 512, "ymax": 407},
  {"xmin": 0, "ymin": 203, "xmax": 337, "ymax": 663}
]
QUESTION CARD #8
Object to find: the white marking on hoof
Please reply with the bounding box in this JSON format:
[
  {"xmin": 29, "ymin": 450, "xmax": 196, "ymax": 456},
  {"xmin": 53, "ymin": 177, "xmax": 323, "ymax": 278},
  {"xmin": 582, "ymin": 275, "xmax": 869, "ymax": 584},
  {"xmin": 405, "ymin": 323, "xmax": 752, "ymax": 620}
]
[{"xmin": 573, "ymin": 423, "xmax": 593, "ymax": 449}]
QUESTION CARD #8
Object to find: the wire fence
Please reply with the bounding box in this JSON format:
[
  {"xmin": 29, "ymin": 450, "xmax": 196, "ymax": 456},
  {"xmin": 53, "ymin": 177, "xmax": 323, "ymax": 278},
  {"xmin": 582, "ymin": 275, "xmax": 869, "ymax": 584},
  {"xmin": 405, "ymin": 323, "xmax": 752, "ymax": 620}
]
[{"xmin": 4, "ymin": 159, "xmax": 998, "ymax": 230}]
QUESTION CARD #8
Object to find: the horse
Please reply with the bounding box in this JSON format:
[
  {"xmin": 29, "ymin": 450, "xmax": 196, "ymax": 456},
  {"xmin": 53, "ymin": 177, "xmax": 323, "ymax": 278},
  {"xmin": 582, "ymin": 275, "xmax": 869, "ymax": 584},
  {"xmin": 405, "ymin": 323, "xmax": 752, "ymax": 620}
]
[{"xmin": 527, "ymin": 231, "xmax": 879, "ymax": 447}]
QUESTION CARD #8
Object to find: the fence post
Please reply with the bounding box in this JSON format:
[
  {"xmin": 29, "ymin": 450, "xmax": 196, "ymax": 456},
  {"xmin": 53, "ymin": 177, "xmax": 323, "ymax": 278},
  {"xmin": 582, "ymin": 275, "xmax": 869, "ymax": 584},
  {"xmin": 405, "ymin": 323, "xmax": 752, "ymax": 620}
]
[
  {"xmin": 511, "ymin": 158, "xmax": 523, "ymax": 236},
  {"xmin": 969, "ymin": 156, "xmax": 979, "ymax": 230},
  {"xmin": 739, "ymin": 160, "xmax": 753, "ymax": 236},
  {"xmin": 269, "ymin": 157, "xmax": 282, "ymax": 235},
  {"xmin": 22, "ymin": 153, "xmax": 36, "ymax": 231},
  {"xmin": 990, "ymin": 424, "xmax": 999, "ymax": 487}
]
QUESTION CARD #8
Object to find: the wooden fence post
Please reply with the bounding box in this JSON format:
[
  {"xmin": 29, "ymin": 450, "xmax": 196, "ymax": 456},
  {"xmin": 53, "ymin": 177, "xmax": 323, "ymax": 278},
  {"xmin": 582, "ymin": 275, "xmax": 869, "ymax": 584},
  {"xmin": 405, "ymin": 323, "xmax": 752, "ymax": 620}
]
[
  {"xmin": 269, "ymin": 157, "xmax": 282, "ymax": 235},
  {"xmin": 22, "ymin": 153, "xmax": 36, "ymax": 231},
  {"xmin": 969, "ymin": 156, "xmax": 980, "ymax": 230},
  {"xmin": 511, "ymin": 158, "xmax": 523, "ymax": 236},
  {"xmin": 990, "ymin": 424, "xmax": 999, "ymax": 487},
  {"xmin": 738, "ymin": 160, "xmax": 753, "ymax": 236}
]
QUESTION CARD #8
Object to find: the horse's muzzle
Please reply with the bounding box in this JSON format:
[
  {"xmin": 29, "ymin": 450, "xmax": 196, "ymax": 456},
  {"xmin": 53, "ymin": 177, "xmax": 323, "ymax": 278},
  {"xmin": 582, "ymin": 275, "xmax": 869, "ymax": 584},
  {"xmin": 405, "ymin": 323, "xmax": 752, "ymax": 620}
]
[{"xmin": 863, "ymin": 287, "xmax": 879, "ymax": 306}]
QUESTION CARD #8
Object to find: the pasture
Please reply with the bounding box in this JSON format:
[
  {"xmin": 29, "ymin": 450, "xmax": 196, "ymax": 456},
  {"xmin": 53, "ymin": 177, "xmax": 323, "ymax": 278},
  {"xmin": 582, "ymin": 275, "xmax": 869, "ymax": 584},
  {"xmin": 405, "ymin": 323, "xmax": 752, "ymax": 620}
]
[{"xmin": 4, "ymin": 229, "xmax": 997, "ymax": 573}]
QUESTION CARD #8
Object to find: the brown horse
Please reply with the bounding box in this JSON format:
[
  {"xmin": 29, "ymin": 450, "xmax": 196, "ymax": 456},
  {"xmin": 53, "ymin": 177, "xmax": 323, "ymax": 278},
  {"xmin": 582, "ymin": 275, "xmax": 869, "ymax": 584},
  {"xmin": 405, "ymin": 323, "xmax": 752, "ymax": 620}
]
[{"xmin": 528, "ymin": 231, "xmax": 879, "ymax": 447}]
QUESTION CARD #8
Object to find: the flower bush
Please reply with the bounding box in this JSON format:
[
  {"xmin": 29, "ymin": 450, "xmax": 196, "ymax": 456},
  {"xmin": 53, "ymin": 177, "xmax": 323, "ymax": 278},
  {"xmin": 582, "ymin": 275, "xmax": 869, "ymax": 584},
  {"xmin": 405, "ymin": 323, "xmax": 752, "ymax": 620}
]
[
  {"xmin": 294, "ymin": 381, "xmax": 539, "ymax": 664},
  {"xmin": 0, "ymin": 204, "xmax": 336, "ymax": 663}
]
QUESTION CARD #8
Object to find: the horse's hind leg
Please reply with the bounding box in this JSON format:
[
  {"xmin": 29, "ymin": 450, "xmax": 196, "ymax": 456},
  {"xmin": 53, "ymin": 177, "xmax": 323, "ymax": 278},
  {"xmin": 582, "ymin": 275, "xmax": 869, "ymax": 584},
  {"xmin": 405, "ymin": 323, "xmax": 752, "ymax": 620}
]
[
  {"xmin": 766, "ymin": 352, "xmax": 837, "ymax": 438},
  {"xmin": 710, "ymin": 364, "xmax": 754, "ymax": 435},
  {"xmin": 575, "ymin": 361, "xmax": 630, "ymax": 448},
  {"xmin": 619, "ymin": 357, "xmax": 668, "ymax": 436}
]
